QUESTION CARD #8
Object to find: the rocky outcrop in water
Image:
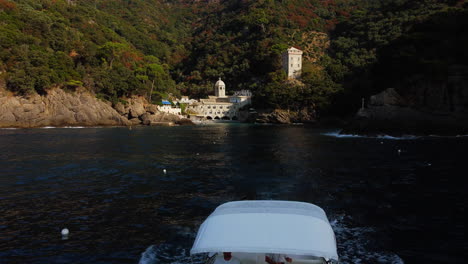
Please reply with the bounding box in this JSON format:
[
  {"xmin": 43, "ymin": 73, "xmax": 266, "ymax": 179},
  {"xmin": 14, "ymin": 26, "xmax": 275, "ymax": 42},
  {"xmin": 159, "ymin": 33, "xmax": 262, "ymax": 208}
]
[
  {"xmin": 251, "ymin": 108, "xmax": 317, "ymax": 124},
  {"xmin": 342, "ymin": 85, "xmax": 468, "ymax": 136},
  {"xmin": 113, "ymin": 96, "xmax": 185, "ymax": 126},
  {"xmin": 0, "ymin": 86, "xmax": 185, "ymax": 128}
]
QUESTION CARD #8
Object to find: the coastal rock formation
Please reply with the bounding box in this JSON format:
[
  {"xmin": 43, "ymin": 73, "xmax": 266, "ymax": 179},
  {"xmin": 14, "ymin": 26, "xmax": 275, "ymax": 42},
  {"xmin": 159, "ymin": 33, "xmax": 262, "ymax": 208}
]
[
  {"xmin": 252, "ymin": 108, "xmax": 317, "ymax": 124},
  {"xmin": 0, "ymin": 87, "xmax": 184, "ymax": 128},
  {"xmin": 113, "ymin": 96, "xmax": 184, "ymax": 125},
  {"xmin": 0, "ymin": 87, "xmax": 129, "ymax": 128},
  {"xmin": 341, "ymin": 86, "xmax": 468, "ymax": 136}
]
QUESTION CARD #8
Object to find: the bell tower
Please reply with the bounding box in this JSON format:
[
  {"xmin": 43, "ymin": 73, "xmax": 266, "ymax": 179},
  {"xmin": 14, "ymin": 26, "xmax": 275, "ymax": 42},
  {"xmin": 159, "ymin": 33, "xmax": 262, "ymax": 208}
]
[{"xmin": 214, "ymin": 78, "xmax": 226, "ymax": 98}]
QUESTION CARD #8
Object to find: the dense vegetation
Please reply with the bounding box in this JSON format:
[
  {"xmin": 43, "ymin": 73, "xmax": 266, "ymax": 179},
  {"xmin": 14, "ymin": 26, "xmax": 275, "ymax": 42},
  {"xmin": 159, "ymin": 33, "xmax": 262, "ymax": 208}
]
[
  {"xmin": 0, "ymin": 0, "xmax": 466, "ymax": 113},
  {"xmin": 0, "ymin": 0, "xmax": 190, "ymax": 103},
  {"xmin": 327, "ymin": 0, "xmax": 468, "ymax": 113}
]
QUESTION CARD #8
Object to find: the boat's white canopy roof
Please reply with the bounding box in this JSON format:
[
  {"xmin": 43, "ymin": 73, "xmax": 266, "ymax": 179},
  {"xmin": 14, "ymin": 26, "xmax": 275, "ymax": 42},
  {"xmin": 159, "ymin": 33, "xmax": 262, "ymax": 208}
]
[{"xmin": 190, "ymin": 201, "xmax": 338, "ymax": 261}]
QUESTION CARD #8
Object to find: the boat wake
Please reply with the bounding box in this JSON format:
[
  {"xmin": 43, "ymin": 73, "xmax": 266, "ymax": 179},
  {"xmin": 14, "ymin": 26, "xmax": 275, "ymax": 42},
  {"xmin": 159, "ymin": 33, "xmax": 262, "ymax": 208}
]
[
  {"xmin": 330, "ymin": 214, "xmax": 404, "ymax": 264},
  {"xmin": 138, "ymin": 215, "xmax": 404, "ymax": 264},
  {"xmin": 139, "ymin": 244, "xmax": 205, "ymax": 264}
]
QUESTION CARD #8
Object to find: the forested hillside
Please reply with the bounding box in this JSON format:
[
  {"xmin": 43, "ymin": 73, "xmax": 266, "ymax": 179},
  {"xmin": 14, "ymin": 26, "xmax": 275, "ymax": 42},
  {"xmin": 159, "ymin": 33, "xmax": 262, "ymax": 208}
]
[
  {"xmin": 0, "ymin": 0, "xmax": 192, "ymax": 103},
  {"xmin": 327, "ymin": 0, "xmax": 468, "ymax": 114},
  {"xmin": 1, "ymin": 0, "xmax": 466, "ymax": 114}
]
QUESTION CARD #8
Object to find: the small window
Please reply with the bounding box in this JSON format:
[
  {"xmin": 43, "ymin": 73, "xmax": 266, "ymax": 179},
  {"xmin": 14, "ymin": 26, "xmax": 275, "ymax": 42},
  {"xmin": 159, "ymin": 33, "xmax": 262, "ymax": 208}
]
[{"xmin": 297, "ymin": 64, "xmax": 300, "ymax": 67}]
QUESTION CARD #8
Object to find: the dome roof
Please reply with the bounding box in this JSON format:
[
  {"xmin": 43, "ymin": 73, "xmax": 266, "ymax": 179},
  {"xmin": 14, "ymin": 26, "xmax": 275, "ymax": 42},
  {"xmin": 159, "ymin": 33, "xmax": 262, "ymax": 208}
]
[{"xmin": 215, "ymin": 78, "xmax": 225, "ymax": 87}]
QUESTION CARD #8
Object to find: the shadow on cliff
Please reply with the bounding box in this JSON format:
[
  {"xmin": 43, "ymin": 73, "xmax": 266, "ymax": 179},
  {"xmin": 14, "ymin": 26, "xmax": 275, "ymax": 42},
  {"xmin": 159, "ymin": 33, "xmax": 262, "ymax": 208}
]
[
  {"xmin": 342, "ymin": 7, "xmax": 468, "ymax": 135},
  {"xmin": 372, "ymin": 7, "xmax": 468, "ymax": 114}
]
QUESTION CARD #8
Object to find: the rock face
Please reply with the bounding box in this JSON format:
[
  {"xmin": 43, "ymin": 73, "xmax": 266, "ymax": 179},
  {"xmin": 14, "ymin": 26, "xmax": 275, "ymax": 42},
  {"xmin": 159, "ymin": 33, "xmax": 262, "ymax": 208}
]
[
  {"xmin": 0, "ymin": 87, "xmax": 129, "ymax": 128},
  {"xmin": 342, "ymin": 87, "xmax": 468, "ymax": 136},
  {"xmin": 0, "ymin": 87, "xmax": 184, "ymax": 128},
  {"xmin": 113, "ymin": 96, "xmax": 184, "ymax": 126},
  {"xmin": 251, "ymin": 108, "xmax": 317, "ymax": 124}
]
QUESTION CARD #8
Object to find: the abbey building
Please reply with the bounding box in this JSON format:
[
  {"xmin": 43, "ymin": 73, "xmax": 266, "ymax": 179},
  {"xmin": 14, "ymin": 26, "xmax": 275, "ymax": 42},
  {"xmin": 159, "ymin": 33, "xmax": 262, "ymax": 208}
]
[
  {"xmin": 159, "ymin": 47, "xmax": 301, "ymax": 120},
  {"xmin": 185, "ymin": 78, "xmax": 252, "ymax": 120}
]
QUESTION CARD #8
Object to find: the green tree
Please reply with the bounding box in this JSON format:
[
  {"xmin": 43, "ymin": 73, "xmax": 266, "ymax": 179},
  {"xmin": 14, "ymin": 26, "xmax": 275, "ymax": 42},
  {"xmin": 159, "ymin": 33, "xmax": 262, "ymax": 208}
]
[{"xmin": 98, "ymin": 42, "xmax": 130, "ymax": 69}]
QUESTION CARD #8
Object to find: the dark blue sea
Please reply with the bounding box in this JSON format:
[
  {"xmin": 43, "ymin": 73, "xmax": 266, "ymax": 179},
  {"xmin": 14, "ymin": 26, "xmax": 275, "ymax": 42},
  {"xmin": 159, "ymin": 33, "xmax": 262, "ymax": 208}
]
[{"xmin": 0, "ymin": 125, "xmax": 466, "ymax": 264}]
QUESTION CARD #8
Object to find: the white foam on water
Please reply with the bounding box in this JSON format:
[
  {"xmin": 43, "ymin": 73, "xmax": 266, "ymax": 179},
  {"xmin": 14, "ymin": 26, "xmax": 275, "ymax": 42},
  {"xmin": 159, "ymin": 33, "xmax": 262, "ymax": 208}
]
[
  {"xmin": 139, "ymin": 244, "xmax": 205, "ymax": 264},
  {"xmin": 40, "ymin": 126, "xmax": 87, "ymax": 129},
  {"xmin": 2, "ymin": 126, "xmax": 87, "ymax": 129},
  {"xmin": 323, "ymin": 131, "xmax": 419, "ymax": 140},
  {"xmin": 429, "ymin": 134, "xmax": 468, "ymax": 138},
  {"xmin": 330, "ymin": 215, "xmax": 404, "ymax": 264}
]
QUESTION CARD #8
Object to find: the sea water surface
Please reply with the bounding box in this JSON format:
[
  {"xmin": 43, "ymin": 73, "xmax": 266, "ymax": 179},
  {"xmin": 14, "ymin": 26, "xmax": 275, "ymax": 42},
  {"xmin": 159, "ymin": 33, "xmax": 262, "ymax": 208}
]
[{"xmin": 0, "ymin": 125, "xmax": 466, "ymax": 264}]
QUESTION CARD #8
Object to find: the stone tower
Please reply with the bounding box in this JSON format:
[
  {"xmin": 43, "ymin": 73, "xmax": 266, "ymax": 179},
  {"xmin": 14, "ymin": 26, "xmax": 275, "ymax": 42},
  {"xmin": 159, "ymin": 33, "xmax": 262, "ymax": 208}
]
[
  {"xmin": 214, "ymin": 78, "xmax": 226, "ymax": 97},
  {"xmin": 282, "ymin": 47, "xmax": 303, "ymax": 79}
]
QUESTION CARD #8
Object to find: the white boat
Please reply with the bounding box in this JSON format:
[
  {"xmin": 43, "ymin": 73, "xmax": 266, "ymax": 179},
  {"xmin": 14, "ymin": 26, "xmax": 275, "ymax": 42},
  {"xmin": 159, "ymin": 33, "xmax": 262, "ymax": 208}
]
[{"xmin": 190, "ymin": 201, "xmax": 339, "ymax": 264}]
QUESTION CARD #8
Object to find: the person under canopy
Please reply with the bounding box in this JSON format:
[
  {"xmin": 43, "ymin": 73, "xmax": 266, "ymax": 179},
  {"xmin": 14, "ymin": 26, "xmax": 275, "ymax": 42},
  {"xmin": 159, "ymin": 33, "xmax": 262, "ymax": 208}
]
[
  {"xmin": 265, "ymin": 254, "xmax": 292, "ymax": 264},
  {"xmin": 213, "ymin": 252, "xmax": 241, "ymax": 264}
]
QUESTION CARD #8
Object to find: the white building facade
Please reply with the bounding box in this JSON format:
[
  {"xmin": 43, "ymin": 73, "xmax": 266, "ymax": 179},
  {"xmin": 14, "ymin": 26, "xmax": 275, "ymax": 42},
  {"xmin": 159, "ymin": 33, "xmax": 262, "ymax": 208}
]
[
  {"xmin": 282, "ymin": 47, "xmax": 303, "ymax": 79},
  {"xmin": 186, "ymin": 78, "xmax": 252, "ymax": 120},
  {"xmin": 157, "ymin": 104, "xmax": 182, "ymax": 115},
  {"xmin": 175, "ymin": 96, "xmax": 197, "ymax": 105}
]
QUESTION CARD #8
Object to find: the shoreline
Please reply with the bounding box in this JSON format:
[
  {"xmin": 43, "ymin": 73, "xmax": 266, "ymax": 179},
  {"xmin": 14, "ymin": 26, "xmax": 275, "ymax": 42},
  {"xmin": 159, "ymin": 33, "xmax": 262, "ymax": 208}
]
[{"xmin": 3, "ymin": 124, "xmax": 468, "ymax": 139}]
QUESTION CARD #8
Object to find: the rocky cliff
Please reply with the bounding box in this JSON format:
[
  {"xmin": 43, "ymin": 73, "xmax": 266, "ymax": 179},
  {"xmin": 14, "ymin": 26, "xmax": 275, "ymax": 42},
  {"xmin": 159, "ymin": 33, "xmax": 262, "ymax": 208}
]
[
  {"xmin": 0, "ymin": 85, "xmax": 185, "ymax": 128},
  {"xmin": 341, "ymin": 84, "xmax": 468, "ymax": 136},
  {"xmin": 250, "ymin": 108, "xmax": 317, "ymax": 124}
]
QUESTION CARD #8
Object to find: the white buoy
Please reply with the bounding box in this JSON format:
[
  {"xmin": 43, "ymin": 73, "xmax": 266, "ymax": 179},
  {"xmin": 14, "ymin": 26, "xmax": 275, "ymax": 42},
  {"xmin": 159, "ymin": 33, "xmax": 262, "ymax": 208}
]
[
  {"xmin": 163, "ymin": 169, "xmax": 167, "ymax": 174},
  {"xmin": 196, "ymin": 153, "xmax": 199, "ymax": 156},
  {"xmin": 398, "ymin": 149, "xmax": 401, "ymax": 155},
  {"xmin": 61, "ymin": 228, "xmax": 69, "ymax": 236},
  {"xmin": 380, "ymin": 141, "xmax": 384, "ymax": 144},
  {"xmin": 61, "ymin": 228, "xmax": 69, "ymax": 240}
]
